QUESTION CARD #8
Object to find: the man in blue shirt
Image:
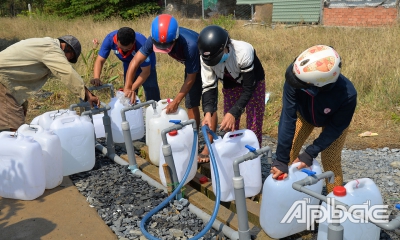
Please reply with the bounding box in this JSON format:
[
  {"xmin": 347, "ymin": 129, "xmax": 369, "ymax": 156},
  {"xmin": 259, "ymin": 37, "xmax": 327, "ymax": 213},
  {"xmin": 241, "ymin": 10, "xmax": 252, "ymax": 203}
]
[
  {"xmin": 124, "ymin": 14, "xmax": 211, "ymax": 162},
  {"xmin": 124, "ymin": 14, "xmax": 202, "ymax": 136},
  {"xmin": 91, "ymin": 27, "xmax": 160, "ymax": 101}
]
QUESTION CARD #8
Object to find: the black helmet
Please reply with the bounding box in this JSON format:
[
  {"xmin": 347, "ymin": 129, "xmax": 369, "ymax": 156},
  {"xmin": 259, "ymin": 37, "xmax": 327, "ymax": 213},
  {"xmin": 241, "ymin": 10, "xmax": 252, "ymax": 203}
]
[
  {"xmin": 58, "ymin": 35, "xmax": 81, "ymax": 63},
  {"xmin": 197, "ymin": 25, "xmax": 229, "ymax": 66}
]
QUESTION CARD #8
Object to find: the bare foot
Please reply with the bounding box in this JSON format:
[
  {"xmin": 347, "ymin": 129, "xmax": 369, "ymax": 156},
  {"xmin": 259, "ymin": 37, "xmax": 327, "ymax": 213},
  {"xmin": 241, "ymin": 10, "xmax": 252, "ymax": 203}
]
[{"xmin": 197, "ymin": 153, "xmax": 210, "ymax": 163}]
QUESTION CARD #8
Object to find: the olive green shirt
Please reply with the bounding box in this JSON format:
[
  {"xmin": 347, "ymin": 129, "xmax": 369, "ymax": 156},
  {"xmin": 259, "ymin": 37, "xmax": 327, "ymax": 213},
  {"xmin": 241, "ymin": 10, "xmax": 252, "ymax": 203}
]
[{"xmin": 0, "ymin": 37, "xmax": 85, "ymax": 105}]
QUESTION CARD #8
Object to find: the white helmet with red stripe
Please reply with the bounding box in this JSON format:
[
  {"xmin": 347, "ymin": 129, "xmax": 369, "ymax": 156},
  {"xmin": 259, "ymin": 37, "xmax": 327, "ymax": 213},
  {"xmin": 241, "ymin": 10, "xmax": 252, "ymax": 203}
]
[{"xmin": 293, "ymin": 45, "xmax": 341, "ymax": 87}]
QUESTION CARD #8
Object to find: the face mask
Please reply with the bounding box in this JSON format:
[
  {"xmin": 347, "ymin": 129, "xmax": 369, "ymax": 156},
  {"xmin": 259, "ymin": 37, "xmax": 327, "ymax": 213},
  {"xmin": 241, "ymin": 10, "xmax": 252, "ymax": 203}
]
[{"xmin": 218, "ymin": 53, "xmax": 229, "ymax": 64}]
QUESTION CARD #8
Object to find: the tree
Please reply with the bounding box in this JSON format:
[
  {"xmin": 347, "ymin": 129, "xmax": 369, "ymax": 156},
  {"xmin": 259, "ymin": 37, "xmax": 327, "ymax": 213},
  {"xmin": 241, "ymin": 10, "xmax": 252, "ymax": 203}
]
[{"xmin": 43, "ymin": 0, "xmax": 161, "ymax": 20}]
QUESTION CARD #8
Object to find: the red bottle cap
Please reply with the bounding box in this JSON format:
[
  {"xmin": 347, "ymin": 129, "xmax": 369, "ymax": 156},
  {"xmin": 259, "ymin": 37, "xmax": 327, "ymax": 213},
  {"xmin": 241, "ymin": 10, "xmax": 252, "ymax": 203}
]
[
  {"xmin": 169, "ymin": 130, "xmax": 178, "ymax": 136},
  {"xmin": 277, "ymin": 174, "xmax": 285, "ymax": 180},
  {"xmin": 333, "ymin": 186, "xmax": 346, "ymax": 197},
  {"xmin": 199, "ymin": 176, "xmax": 208, "ymax": 184}
]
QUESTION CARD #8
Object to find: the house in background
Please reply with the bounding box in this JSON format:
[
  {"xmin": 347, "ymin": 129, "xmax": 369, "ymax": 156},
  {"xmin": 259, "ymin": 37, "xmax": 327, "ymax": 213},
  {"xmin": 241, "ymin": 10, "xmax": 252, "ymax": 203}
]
[
  {"xmin": 324, "ymin": 0, "xmax": 397, "ymax": 26},
  {"xmin": 236, "ymin": 0, "xmax": 398, "ymax": 26},
  {"xmin": 237, "ymin": 0, "xmax": 322, "ymax": 24}
]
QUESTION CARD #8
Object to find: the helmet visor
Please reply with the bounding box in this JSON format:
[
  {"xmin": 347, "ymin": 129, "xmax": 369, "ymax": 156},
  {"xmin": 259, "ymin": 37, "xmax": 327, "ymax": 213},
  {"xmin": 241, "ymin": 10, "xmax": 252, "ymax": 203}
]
[
  {"xmin": 202, "ymin": 49, "xmax": 224, "ymax": 66},
  {"xmin": 152, "ymin": 38, "xmax": 175, "ymax": 53}
]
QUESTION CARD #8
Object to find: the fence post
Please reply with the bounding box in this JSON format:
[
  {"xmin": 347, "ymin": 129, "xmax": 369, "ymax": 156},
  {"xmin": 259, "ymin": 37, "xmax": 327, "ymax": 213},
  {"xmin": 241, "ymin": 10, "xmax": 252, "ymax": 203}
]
[
  {"xmin": 28, "ymin": 4, "xmax": 32, "ymax": 18},
  {"xmin": 396, "ymin": 0, "xmax": 400, "ymax": 21},
  {"xmin": 319, "ymin": 0, "xmax": 324, "ymax": 25},
  {"xmin": 202, "ymin": 0, "xmax": 204, "ymax": 19}
]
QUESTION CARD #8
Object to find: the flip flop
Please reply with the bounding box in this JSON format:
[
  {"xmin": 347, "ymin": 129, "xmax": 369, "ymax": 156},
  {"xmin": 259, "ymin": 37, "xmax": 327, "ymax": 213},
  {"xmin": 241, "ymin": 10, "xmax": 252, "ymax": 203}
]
[{"xmin": 197, "ymin": 153, "xmax": 210, "ymax": 163}]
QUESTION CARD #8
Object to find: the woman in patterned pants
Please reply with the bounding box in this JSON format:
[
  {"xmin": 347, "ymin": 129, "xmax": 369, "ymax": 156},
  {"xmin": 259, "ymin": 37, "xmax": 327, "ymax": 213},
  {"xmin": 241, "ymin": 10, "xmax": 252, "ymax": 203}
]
[
  {"xmin": 270, "ymin": 45, "xmax": 357, "ymax": 193},
  {"xmin": 197, "ymin": 25, "xmax": 266, "ymax": 162}
]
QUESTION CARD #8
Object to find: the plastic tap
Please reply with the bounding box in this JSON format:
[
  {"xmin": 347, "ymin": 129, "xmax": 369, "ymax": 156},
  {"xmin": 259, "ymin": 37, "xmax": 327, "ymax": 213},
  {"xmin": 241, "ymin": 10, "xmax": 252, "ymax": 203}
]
[{"xmin": 301, "ymin": 169, "xmax": 317, "ymax": 176}]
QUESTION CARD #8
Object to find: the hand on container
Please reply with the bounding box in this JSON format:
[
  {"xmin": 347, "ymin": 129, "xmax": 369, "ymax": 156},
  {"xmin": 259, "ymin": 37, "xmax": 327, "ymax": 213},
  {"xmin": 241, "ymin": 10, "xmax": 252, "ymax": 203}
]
[
  {"xmin": 219, "ymin": 113, "xmax": 235, "ymax": 132},
  {"xmin": 124, "ymin": 88, "xmax": 136, "ymax": 105},
  {"xmin": 90, "ymin": 78, "xmax": 102, "ymax": 86},
  {"xmin": 292, "ymin": 158, "xmax": 309, "ymax": 169},
  {"xmin": 165, "ymin": 100, "xmax": 179, "ymax": 114},
  {"xmin": 270, "ymin": 166, "xmax": 288, "ymax": 180},
  {"xmin": 88, "ymin": 94, "xmax": 100, "ymax": 108}
]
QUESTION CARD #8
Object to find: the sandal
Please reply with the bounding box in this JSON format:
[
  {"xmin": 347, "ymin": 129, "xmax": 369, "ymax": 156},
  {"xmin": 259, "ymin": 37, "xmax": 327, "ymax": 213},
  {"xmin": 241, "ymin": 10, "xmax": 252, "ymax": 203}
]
[{"xmin": 197, "ymin": 153, "xmax": 210, "ymax": 163}]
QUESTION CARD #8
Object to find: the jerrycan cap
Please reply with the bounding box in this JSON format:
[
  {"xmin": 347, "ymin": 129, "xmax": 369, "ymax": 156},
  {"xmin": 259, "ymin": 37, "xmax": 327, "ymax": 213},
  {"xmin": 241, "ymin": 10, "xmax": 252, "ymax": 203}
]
[
  {"xmin": 199, "ymin": 176, "xmax": 208, "ymax": 184},
  {"xmin": 276, "ymin": 174, "xmax": 285, "ymax": 181},
  {"xmin": 169, "ymin": 130, "xmax": 178, "ymax": 136},
  {"xmin": 333, "ymin": 186, "xmax": 346, "ymax": 197}
]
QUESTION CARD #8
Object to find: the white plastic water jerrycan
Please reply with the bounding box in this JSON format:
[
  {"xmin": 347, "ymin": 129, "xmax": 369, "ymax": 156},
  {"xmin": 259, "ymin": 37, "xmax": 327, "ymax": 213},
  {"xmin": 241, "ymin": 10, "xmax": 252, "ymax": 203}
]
[
  {"xmin": 50, "ymin": 115, "xmax": 95, "ymax": 176},
  {"xmin": 210, "ymin": 129, "xmax": 262, "ymax": 202},
  {"xmin": 108, "ymin": 91, "xmax": 144, "ymax": 143},
  {"xmin": 92, "ymin": 113, "xmax": 105, "ymax": 138},
  {"xmin": 30, "ymin": 115, "xmax": 40, "ymax": 125},
  {"xmin": 260, "ymin": 160, "xmax": 323, "ymax": 239},
  {"xmin": 17, "ymin": 124, "xmax": 63, "ymax": 189},
  {"xmin": 38, "ymin": 109, "xmax": 75, "ymax": 130},
  {"xmin": 146, "ymin": 98, "xmax": 169, "ymax": 145},
  {"xmin": 0, "ymin": 132, "xmax": 46, "ymax": 200},
  {"xmin": 158, "ymin": 125, "xmax": 198, "ymax": 187},
  {"xmin": 317, "ymin": 178, "xmax": 383, "ymax": 240},
  {"xmin": 147, "ymin": 106, "xmax": 189, "ymax": 166}
]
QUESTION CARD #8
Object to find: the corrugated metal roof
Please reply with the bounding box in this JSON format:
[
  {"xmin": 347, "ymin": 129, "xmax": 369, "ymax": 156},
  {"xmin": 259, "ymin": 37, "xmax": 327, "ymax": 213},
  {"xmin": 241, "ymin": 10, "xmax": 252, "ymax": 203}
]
[
  {"xmin": 237, "ymin": 0, "xmax": 322, "ymax": 23},
  {"xmin": 272, "ymin": 0, "xmax": 321, "ymax": 22},
  {"xmin": 237, "ymin": 0, "xmax": 274, "ymax": 3},
  {"xmin": 326, "ymin": 0, "xmax": 396, "ymax": 8}
]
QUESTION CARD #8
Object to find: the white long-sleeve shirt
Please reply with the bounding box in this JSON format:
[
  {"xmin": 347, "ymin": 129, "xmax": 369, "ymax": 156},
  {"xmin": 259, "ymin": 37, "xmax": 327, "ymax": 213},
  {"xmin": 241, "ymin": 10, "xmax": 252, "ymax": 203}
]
[{"xmin": 200, "ymin": 39, "xmax": 265, "ymax": 118}]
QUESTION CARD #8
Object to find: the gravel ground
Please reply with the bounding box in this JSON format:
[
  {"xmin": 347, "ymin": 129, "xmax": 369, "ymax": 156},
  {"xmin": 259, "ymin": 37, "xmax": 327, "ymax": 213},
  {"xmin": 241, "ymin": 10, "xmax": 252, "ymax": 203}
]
[
  {"xmin": 69, "ymin": 131, "xmax": 400, "ymax": 240},
  {"xmin": 70, "ymin": 140, "xmax": 230, "ymax": 240}
]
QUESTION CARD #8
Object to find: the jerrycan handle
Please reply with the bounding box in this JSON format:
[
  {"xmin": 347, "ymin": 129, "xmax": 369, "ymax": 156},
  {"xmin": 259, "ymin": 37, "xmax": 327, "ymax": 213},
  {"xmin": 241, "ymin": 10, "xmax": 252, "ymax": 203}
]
[
  {"xmin": 18, "ymin": 124, "xmax": 43, "ymax": 133},
  {"xmin": 301, "ymin": 169, "xmax": 317, "ymax": 176},
  {"xmin": 60, "ymin": 116, "xmax": 77, "ymax": 124},
  {"xmin": 223, "ymin": 129, "xmax": 246, "ymax": 140},
  {"xmin": 345, "ymin": 178, "xmax": 373, "ymax": 194},
  {"xmin": 288, "ymin": 162, "xmax": 302, "ymax": 176}
]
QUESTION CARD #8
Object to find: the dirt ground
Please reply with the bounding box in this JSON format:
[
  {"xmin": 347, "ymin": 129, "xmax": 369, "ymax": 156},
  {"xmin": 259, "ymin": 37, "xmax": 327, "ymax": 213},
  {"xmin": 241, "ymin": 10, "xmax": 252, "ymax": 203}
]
[
  {"xmin": 268, "ymin": 110, "xmax": 400, "ymax": 150},
  {"xmin": 301, "ymin": 124, "xmax": 400, "ymax": 150}
]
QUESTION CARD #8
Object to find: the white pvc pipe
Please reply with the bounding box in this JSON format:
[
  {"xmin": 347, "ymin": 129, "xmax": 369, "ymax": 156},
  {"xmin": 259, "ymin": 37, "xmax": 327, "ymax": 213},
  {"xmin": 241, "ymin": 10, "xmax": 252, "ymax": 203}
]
[
  {"xmin": 188, "ymin": 204, "xmax": 240, "ymax": 240},
  {"xmin": 95, "ymin": 142, "xmax": 128, "ymax": 166},
  {"xmin": 133, "ymin": 170, "xmax": 168, "ymax": 194}
]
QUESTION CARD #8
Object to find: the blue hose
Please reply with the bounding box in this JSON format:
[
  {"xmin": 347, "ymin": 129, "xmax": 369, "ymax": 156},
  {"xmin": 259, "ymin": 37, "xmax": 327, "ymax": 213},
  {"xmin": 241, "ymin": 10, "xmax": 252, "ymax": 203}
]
[{"xmin": 140, "ymin": 125, "xmax": 221, "ymax": 240}]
